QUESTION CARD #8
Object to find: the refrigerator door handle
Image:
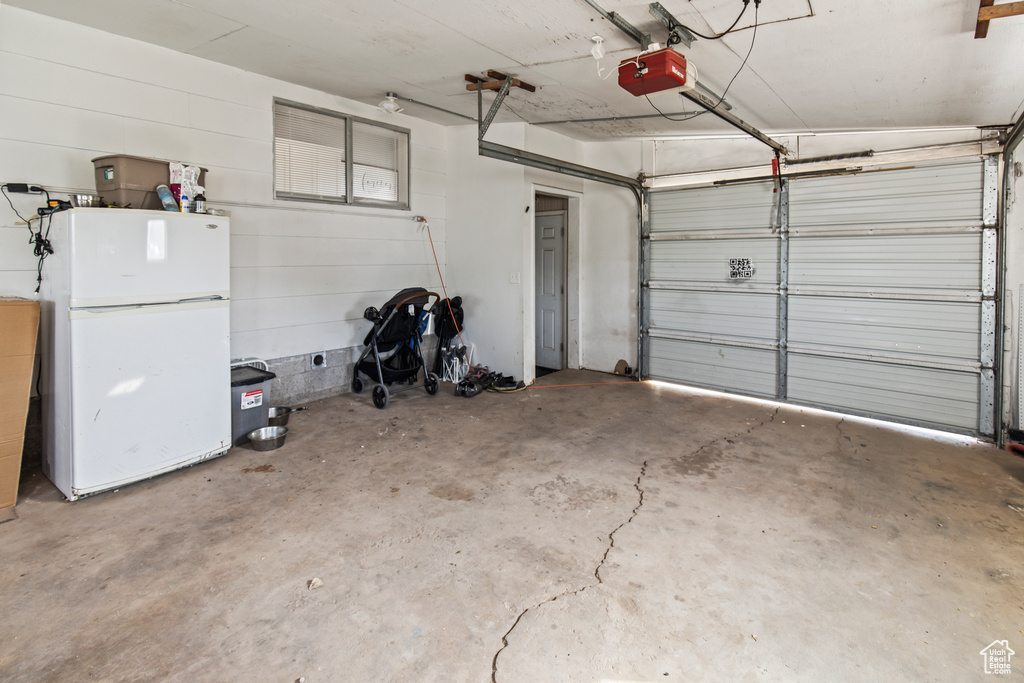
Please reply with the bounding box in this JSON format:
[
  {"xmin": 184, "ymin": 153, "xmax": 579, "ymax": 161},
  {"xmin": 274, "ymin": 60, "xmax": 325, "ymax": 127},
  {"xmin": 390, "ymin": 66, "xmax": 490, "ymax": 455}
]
[
  {"xmin": 70, "ymin": 298, "xmax": 230, "ymax": 319},
  {"xmin": 177, "ymin": 295, "xmax": 226, "ymax": 304}
]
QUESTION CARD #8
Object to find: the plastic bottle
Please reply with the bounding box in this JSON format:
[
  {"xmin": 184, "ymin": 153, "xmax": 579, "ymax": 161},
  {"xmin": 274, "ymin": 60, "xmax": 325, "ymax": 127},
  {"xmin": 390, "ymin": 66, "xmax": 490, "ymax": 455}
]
[
  {"xmin": 157, "ymin": 184, "xmax": 178, "ymax": 211},
  {"xmin": 194, "ymin": 192, "xmax": 206, "ymax": 214},
  {"xmin": 180, "ymin": 193, "xmax": 191, "ymax": 213}
]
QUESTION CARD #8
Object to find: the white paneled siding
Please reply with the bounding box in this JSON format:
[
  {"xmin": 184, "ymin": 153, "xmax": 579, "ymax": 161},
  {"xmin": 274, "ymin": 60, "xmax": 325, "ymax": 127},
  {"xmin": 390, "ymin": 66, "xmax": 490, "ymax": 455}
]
[
  {"xmin": 786, "ymin": 355, "xmax": 981, "ymax": 428},
  {"xmin": 648, "ymin": 338, "xmax": 778, "ymax": 398},
  {"xmin": 650, "ymin": 182, "xmax": 778, "ymax": 234},
  {"xmin": 0, "ymin": 6, "xmax": 446, "ymax": 369},
  {"xmin": 645, "ymin": 158, "xmax": 994, "ymax": 436},
  {"xmin": 789, "ymin": 233, "xmax": 982, "ymax": 293},
  {"xmin": 788, "ymin": 159, "xmax": 984, "ymax": 229}
]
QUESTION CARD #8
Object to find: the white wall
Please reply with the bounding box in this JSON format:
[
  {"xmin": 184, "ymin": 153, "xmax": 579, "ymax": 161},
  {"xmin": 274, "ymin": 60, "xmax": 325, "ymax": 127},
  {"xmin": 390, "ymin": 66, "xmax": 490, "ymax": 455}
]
[
  {"xmin": 582, "ymin": 140, "xmax": 646, "ymax": 374},
  {"xmin": 445, "ymin": 123, "xmax": 527, "ymax": 377},
  {"xmin": 446, "ymin": 123, "xmax": 643, "ymax": 382},
  {"xmin": 0, "ymin": 6, "xmax": 648, "ymax": 398},
  {"xmin": 0, "ymin": 7, "xmax": 446, "ymax": 392}
]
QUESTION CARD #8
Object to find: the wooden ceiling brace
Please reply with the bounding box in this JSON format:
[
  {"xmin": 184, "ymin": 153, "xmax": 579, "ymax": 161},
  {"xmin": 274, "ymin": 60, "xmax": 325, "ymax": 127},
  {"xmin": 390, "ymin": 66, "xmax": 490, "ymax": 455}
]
[
  {"xmin": 980, "ymin": 0, "xmax": 1024, "ymax": 20},
  {"xmin": 466, "ymin": 70, "xmax": 538, "ymax": 139},
  {"xmin": 976, "ymin": 0, "xmax": 994, "ymax": 38},
  {"xmin": 975, "ymin": 0, "xmax": 1024, "ymax": 38},
  {"xmin": 464, "ymin": 71, "xmax": 536, "ymax": 93}
]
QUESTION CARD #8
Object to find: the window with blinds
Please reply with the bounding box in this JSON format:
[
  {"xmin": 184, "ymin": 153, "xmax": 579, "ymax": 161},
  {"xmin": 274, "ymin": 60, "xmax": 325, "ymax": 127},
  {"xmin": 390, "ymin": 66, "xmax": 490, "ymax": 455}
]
[{"xmin": 273, "ymin": 99, "xmax": 410, "ymax": 209}]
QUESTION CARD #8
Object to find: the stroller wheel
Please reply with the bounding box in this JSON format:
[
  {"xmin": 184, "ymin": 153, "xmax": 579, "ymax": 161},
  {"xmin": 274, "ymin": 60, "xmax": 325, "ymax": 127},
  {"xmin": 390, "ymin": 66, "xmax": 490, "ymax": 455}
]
[
  {"xmin": 352, "ymin": 375, "xmax": 364, "ymax": 394},
  {"xmin": 426, "ymin": 372, "xmax": 439, "ymax": 396},
  {"xmin": 372, "ymin": 384, "xmax": 389, "ymax": 409}
]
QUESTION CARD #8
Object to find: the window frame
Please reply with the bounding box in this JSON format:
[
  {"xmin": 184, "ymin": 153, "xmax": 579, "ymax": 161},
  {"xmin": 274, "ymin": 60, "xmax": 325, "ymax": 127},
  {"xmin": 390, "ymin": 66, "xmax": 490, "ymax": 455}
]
[{"xmin": 272, "ymin": 97, "xmax": 411, "ymax": 211}]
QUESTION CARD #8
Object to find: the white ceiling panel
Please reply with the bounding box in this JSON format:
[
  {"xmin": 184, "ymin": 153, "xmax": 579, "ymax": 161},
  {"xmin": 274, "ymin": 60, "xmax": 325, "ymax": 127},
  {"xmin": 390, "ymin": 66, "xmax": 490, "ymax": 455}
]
[
  {"xmin": 4, "ymin": 0, "xmax": 246, "ymax": 54},
  {"xmin": 678, "ymin": 0, "xmax": 814, "ymax": 34},
  {"xmin": 6, "ymin": 0, "xmax": 1024, "ymax": 142}
]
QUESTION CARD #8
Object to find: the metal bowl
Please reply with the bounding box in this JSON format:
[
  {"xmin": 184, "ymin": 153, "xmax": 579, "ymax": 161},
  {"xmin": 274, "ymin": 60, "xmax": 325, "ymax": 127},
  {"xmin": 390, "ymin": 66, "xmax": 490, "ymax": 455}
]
[
  {"xmin": 248, "ymin": 426, "xmax": 288, "ymax": 451},
  {"xmin": 268, "ymin": 406, "xmax": 292, "ymax": 426},
  {"xmin": 70, "ymin": 194, "xmax": 101, "ymax": 208},
  {"xmin": 268, "ymin": 405, "xmax": 307, "ymax": 427}
]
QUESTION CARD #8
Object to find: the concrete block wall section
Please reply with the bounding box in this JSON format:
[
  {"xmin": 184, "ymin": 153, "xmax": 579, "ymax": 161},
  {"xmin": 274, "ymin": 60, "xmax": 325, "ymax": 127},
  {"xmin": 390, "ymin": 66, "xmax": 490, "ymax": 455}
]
[{"xmin": 266, "ymin": 337, "xmax": 439, "ymax": 407}]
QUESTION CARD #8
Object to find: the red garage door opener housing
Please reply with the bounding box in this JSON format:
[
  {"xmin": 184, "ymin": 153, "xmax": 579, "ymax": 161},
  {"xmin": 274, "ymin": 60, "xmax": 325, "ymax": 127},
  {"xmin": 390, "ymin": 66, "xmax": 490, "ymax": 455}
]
[{"xmin": 618, "ymin": 47, "xmax": 695, "ymax": 97}]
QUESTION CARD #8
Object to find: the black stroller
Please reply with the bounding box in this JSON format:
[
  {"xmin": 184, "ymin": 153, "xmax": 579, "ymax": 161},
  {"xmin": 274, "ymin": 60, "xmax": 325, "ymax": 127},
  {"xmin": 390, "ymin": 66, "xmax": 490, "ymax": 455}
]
[{"xmin": 351, "ymin": 287, "xmax": 440, "ymax": 409}]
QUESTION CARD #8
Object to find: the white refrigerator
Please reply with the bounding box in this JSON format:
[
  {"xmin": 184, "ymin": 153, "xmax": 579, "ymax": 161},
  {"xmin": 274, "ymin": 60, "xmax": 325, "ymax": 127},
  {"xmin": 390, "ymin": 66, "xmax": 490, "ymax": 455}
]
[{"xmin": 40, "ymin": 208, "xmax": 232, "ymax": 500}]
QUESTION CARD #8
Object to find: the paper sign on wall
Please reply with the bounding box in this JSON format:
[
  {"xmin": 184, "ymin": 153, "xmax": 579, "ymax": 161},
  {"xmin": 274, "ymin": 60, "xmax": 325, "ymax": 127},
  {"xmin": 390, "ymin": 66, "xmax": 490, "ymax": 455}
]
[
  {"xmin": 241, "ymin": 389, "xmax": 263, "ymax": 410},
  {"xmin": 729, "ymin": 258, "xmax": 754, "ymax": 279}
]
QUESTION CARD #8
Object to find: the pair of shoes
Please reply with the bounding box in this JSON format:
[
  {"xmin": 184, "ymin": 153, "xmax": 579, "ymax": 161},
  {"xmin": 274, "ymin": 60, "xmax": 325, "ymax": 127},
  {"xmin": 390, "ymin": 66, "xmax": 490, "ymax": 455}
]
[
  {"xmin": 466, "ymin": 364, "xmax": 488, "ymax": 380},
  {"xmin": 455, "ymin": 378, "xmax": 480, "ymax": 398}
]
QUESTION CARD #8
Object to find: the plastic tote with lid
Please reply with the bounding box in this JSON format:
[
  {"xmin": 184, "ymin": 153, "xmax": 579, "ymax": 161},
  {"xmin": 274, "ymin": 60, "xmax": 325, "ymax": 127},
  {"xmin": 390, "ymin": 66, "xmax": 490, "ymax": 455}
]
[{"xmin": 230, "ymin": 366, "xmax": 277, "ymax": 446}]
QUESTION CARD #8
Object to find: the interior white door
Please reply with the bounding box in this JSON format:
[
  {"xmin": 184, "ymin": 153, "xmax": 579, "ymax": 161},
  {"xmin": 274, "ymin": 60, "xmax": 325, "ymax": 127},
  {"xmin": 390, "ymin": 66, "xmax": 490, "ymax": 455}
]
[{"xmin": 536, "ymin": 211, "xmax": 566, "ymax": 369}]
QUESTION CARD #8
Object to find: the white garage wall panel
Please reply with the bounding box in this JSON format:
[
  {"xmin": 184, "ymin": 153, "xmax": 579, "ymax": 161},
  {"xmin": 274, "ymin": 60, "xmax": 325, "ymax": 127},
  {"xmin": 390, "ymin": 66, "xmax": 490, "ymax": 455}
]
[
  {"xmin": 645, "ymin": 157, "xmax": 997, "ymax": 437},
  {"xmin": 0, "ymin": 7, "xmax": 447, "ymax": 371}
]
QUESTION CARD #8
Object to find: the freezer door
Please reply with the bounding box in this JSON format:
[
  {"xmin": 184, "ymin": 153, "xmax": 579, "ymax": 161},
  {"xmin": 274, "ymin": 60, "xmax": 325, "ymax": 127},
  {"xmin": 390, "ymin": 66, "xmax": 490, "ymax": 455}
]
[
  {"xmin": 67, "ymin": 300, "xmax": 231, "ymax": 495},
  {"xmin": 67, "ymin": 209, "xmax": 229, "ymax": 306}
]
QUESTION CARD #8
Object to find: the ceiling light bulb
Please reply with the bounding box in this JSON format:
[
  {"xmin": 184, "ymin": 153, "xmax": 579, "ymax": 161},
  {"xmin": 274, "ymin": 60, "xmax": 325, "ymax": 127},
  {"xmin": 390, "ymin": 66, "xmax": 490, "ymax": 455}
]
[
  {"xmin": 590, "ymin": 36, "xmax": 605, "ymax": 61},
  {"xmin": 378, "ymin": 93, "xmax": 403, "ymax": 114}
]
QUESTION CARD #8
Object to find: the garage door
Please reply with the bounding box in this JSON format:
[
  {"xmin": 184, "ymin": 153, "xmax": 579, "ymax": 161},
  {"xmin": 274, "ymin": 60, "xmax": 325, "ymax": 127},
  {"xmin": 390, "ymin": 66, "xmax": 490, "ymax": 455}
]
[
  {"xmin": 643, "ymin": 156, "xmax": 998, "ymax": 437},
  {"xmin": 645, "ymin": 180, "xmax": 782, "ymax": 397}
]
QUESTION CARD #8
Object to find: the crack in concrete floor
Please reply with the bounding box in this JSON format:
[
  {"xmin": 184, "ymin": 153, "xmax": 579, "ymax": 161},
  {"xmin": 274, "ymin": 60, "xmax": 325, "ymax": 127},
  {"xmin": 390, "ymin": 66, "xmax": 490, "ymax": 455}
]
[
  {"xmin": 834, "ymin": 417, "xmax": 847, "ymax": 455},
  {"xmin": 490, "ymin": 458, "xmax": 650, "ymax": 683},
  {"xmin": 8, "ymin": 373, "xmax": 1022, "ymax": 680},
  {"xmin": 490, "ymin": 406, "xmax": 781, "ymax": 681}
]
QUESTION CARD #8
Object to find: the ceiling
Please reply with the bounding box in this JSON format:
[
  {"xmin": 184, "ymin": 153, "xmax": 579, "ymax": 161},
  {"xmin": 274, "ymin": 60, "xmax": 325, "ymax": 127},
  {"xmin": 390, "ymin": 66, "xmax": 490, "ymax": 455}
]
[{"xmin": 9, "ymin": 0, "xmax": 1024, "ymax": 141}]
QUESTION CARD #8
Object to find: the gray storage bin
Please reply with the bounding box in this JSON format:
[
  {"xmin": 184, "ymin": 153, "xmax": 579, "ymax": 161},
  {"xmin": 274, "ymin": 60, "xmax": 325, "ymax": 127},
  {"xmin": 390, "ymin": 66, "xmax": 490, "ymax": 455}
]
[
  {"xmin": 92, "ymin": 154, "xmax": 208, "ymax": 210},
  {"xmin": 230, "ymin": 366, "xmax": 277, "ymax": 446}
]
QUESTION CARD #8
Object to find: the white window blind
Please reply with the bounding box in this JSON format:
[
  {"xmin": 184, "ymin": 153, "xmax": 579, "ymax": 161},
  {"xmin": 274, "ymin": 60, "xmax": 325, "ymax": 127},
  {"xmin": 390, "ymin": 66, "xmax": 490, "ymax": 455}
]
[
  {"xmin": 274, "ymin": 103, "xmax": 347, "ymax": 202},
  {"xmin": 273, "ymin": 99, "xmax": 410, "ymax": 209},
  {"xmin": 352, "ymin": 121, "xmax": 408, "ymax": 205}
]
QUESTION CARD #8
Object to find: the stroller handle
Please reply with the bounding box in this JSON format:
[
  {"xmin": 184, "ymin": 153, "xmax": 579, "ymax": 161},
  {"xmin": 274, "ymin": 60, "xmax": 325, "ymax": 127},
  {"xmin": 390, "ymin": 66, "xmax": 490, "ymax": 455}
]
[{"xmin": 392, "ymin": 291, "xmax": 440, "ymax": 310}]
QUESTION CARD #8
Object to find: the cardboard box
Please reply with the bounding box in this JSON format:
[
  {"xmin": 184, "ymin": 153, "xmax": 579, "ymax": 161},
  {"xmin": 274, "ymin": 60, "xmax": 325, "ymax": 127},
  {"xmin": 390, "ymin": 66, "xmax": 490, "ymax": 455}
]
[{"xmin": 0, "ymin": 298, "xmax": 39, "ymax": 510}]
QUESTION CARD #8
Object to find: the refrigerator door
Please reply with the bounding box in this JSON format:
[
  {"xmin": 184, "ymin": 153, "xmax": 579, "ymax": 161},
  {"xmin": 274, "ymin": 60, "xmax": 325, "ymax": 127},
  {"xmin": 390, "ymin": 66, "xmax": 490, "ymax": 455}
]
[
  {"xmin": 67, "ymin": 299, "xmax": 231, "ymax": 496},
  {"xmin": 66, "ymin": 209, "xmax": 229, "ymax": 307}
]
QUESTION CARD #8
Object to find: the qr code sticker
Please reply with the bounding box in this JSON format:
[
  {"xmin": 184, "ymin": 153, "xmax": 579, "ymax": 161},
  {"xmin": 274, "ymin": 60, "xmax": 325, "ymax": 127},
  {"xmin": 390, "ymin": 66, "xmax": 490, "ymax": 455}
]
[{"xmin": 729, "ymin": 258, "xmax": 754, "ymax": 279}]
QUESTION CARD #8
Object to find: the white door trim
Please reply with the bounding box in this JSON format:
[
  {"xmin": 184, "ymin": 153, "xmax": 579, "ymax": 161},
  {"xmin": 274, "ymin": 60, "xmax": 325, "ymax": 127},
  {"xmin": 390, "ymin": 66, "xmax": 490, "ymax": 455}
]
[{"xmin": 524, "ymin": 184, "xmax": 583, "ymax": 383}]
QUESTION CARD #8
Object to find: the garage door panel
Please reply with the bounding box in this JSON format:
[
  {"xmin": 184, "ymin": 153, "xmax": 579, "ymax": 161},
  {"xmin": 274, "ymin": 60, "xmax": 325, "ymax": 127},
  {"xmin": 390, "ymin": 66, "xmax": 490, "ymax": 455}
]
[
  {"xmin": 789, "ymin": 233, "xmax": 982, "ymax": 292},
  {"xmin": 644, "ymin": 157, "xmax": 995, "ymax": 437},
  {"xmin": 788, "ymin": 354, "xmax": 980, "ymax": 431},
  {"xmin": 789, "ymin": 160, "xmax": 984, "ymax": 228},
  {"xmin": 788, "ymin": 296, "xmax": 981, "ymax": 364},
  {"xmin": 649, "ymin": 290, "xmax": 777, "ymax": 344},
  {"xmin": 650, "ymin": 239, "xmax": 779, "ymax": 284},
  {"xmin": 651, "ymin": 183, "xmax": 776, "ymax": 233},
  {"xmin": 648, "ymin": 338, "xmax": 777, "ymax": 397}
]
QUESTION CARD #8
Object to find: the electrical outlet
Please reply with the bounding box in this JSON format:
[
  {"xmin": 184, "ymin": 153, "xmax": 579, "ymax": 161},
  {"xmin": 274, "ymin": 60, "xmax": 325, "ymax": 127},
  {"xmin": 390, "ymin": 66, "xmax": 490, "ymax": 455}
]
[{"xmin": 311, "ymin": 352, "xmax": 327, "ymax": 369}]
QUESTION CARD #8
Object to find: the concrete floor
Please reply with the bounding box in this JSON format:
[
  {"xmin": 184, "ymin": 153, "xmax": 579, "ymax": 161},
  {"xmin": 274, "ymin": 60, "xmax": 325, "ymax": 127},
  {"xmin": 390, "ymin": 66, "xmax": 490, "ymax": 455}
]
[{"xmin": 2, "ymin": 369, "xmax": 1023, "ymax": 682}]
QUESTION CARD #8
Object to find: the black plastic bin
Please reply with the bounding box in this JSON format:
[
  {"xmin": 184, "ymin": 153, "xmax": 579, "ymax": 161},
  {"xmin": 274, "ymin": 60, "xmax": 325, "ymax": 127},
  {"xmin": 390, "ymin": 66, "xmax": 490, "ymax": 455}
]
[{"xmin": 230, "ymin": 366, "xmax": 277, "ymax": 446}]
